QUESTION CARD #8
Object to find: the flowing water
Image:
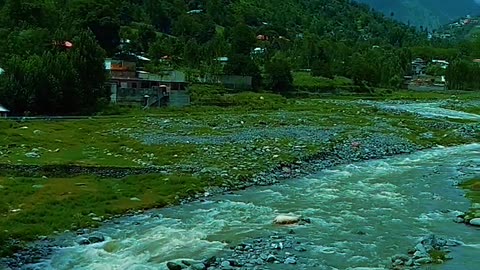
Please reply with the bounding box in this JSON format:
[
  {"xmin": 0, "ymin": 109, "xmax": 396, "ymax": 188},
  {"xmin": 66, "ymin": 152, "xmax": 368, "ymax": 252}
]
[
  {"xmin": 27, "ymin": 144, "xmax": 480, "ymax": 270},
  {"xmin": 381, "ymin": 103, "xmax": 480, "ymax": 121},
  {"xmin": 24, "ymin": 103, "xmax": 480, "ymax": 270}
]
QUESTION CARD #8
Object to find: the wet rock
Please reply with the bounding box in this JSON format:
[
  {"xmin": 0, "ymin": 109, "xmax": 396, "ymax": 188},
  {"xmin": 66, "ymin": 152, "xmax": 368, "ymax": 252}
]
[
  {"xmin": 391, "ymin": 254, "xmax": 410, "ymax": 262},
  {"xmin": 166, "ymin": 261, "xmax": 183, "ymax": 270},
  {"xmin": 77, "ymin": 238, "xmax": 90, "ymax": 245},
  {"xmin": 190, "ymin": 263, "xmax": 206, "ymax": 270},
  {"xmin": 415, "ymin": 257, "xmax": 432, "ymax": 264},
  {"xmin": 87, "ymin": 233, "xmax": 105, "ymax": 244},
  {"xmin": 203, "ymin": 256, "xmax": 216, "ymax": 267},
  {"xmin": 392, "ymin": 259, "xmax": 403, "ymax": 266},
  {"xmin": 284, "ymin": 257, "xmax": 297, "ymax": 264},
  {"xmin": 273, "ymin": 214, "xmax": 301, "ymax": 225},
  {"xmin": 266, "ymin": 254, "xmax": 277, "ymax": 263},
  {"xmin": 453, "ymin": 216, "xmax": 465, "ymax": 223},
  {"xmin": 469, "ymin": 218, "xmax": 480, "ymax": 226},
  {"xmin": 220, "ymin": 260, "xmax": 231, "ymax": 268}
]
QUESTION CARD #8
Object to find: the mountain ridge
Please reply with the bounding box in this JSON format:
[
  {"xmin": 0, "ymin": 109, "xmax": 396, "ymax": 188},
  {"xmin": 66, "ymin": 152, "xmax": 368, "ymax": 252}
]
[{"xmin": 357, "ymin": 0, "xmax": 480, "ymax": 29}]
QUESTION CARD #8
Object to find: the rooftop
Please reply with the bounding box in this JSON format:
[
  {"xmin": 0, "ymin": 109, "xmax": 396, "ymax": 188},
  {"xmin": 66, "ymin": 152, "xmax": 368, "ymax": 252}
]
[{"xmin": 0, "ymin": 104, "xmax": 9, "ymax": 112}]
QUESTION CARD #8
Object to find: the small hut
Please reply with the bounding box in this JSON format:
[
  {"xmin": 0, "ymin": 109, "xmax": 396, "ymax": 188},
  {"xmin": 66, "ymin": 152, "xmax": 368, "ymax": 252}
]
[{"xmin": 0, "ymin": 104, "xmax": 9, "ymax": 117}]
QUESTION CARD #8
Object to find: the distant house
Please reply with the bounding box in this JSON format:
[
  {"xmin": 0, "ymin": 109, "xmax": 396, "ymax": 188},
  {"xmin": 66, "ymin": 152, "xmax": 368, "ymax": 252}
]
[
  {"xmin": 106, "ymin": 54, "xmax": 190, "ymax": 108},
  {"xmin": 0, "ymin": 104, "xmax": 9, "ymax": 117},
  {"xmin": 432, "ymin": 59, "xmax": 449, "ymax": 69},
  {"xmin": 411, "ymin": 58, "xmax": 427, "ymax": 76}
]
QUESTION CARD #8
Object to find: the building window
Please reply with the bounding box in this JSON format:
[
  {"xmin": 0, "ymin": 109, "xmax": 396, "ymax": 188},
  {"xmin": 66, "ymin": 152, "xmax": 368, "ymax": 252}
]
[
  {"xmin": 141, "ymin": 81, "xmax": 150, "ymax": 89},
  {"xmin": 131, "ymin": 82, "xmax": 137, "ymax": 88}
]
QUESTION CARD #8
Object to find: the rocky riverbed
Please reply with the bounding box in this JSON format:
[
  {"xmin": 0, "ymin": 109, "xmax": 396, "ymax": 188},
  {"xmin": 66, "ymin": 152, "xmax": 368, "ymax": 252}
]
[{"xmin": 1, "ymin": 100, "xmax": 480, "ymax": 270}]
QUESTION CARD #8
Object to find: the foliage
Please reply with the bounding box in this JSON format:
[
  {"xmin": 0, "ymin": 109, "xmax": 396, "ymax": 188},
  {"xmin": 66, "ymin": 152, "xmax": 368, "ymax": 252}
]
[
  {"xmin": 446, "ymin": 60, "xmax": 480, "ymax": 90},
  {"xmin": 265, "ymin": 55, "xmax": 293, "ymax": 94},
  {"xmin": 0, "ymin": 30, "xmax": 108, "ymax": 115}
]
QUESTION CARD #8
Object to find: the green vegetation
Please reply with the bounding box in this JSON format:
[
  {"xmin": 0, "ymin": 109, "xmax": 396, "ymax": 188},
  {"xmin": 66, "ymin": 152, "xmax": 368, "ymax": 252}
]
[
  {"xmin": 1, "ymin": 92, "xmax": 479, "ymax": 257},
  {"xmin": 461, "ymin": 178, "xmax": 480, "ymax": 222},
  {"xmin": 429, "ymin": 249, "xmax": 450, "ymax": 264},
  {"xmin": 0, "ymin": 173, "xmax": 210, "ymax": 257},
  {"xmin": 0, "ymin": 0, "xmax": 430, "ymax": 116}
]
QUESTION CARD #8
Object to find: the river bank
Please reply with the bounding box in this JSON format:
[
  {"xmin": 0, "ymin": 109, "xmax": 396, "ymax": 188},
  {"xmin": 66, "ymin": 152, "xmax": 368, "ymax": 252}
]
[
  {"xmin": 9, "ymin": 143, "xmax": 480, "ymax": 270},
  {"xmin": 1, "ymin": 95, "xmax": 480, "ymax": 269}
]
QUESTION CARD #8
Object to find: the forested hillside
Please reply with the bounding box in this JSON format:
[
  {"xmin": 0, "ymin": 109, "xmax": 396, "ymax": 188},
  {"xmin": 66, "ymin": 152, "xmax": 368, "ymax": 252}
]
[
  {"xmin": 0, "ymin": 0, "xmax": 478, "ymax": 115},
  {"xmin": 358, "ymin": 0, "xmax": 480, "ymax": 29}
]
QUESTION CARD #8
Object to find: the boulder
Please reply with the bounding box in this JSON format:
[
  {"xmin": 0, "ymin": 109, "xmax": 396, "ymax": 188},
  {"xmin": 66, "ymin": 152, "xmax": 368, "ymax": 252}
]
[
  {"xmin": 87, "ymin": 233, "xmax": 105, "ymax": 244},
  {"xmin": 77, "ymin": 238, "xmax": 90, "ymax": 245},
  {"xmin": 166, "ymin": 262, "xmax": 183, "ymax": 270},
  {"xmin": 273, "ymin": 214, "xmax": 301, "ymax": 225},
  {"xmin": 190, "ymin": 263, "xmax": 206, "ymax": 270},
  {"xmin": 415, "ymin": 257, "xmax": 432, "ymax": 264},
  {"xmin": 284, "ymin": 257, "xmax": 297, "ymax": 264},
  {"xmin": 266, "ymin": 254, "xmax": 277, "ymax": 263},
  {"xmin": 469, "ymin": 218, "xmax": 480, "ymax": 226},
  {"xmin": 391, "ymin": 254, "xmax": 410, "ymax": 262},
  {"xmin": 203, "ymin": 256, "xmax": 216, "ymax": 267}
]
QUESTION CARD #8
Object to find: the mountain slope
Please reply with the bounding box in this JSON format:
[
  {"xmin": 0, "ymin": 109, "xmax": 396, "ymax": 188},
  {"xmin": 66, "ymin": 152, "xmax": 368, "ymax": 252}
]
[{"xmin": 357, "ymin": 0, "xmax": 480, "ymax": 29}]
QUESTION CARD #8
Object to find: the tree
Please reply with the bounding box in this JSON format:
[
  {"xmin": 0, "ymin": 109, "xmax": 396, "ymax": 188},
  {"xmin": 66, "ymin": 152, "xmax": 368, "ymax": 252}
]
[
  {"xmin": 0, "ymin": 30, "xmax": 108, "ymax": 115},
  {"xmin": 229, "ymin": 23, "xmax": 256, "ymax": 55},
  {"xmin": 67, "ymin": 0, "xmax": 120, "ymax": 55},
  {"xmin": 138, "ymin": 24, "xmax": 157, "ymax": 53},
  {"xmin": 265, "ymin": 54, "xmax": 293, "ymax": 94},
  {"xmin": 224, "ymin": 54, "xmax": 262, "ymax": 90}
]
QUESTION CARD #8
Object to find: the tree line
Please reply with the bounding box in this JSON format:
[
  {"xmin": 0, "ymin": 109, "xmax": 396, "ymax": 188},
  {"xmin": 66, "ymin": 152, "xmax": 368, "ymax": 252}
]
[{"xmin": 0, "ymin": 0, "xmax": 478, "ymax": 115}]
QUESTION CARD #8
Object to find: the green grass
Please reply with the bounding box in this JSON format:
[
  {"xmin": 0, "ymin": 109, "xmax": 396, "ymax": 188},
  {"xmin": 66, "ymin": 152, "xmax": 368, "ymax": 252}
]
[
  {"xmin": 461, "ymin": 178, "xmax": 480, "ymax": 222},
  {"xmin": 0, "ymin": 174, "xmax": 212, "ymax": 256},
  {"xmin": 0, "ymin": 92, "xmax": 479, "ymax": 258}
]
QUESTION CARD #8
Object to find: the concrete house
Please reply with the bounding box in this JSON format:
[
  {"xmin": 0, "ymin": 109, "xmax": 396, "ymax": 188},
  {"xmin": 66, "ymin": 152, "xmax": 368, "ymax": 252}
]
[
  {"xmin": 106, "ymin": 54, "xmax": 190, "ymax": 107},
  {"xmin": 411, "ymin": 58, "xmax": 427, "ymax": 76}
]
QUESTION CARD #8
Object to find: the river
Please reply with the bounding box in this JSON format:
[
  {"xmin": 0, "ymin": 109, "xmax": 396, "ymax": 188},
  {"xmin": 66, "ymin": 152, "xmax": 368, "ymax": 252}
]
[{"xmin": 25, "ymin": 143, "xmax": 480, "ymax": 270}]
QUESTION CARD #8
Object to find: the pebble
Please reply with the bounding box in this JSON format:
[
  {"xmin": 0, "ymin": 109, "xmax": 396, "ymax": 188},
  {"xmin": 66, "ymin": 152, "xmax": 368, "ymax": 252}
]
[{"xmin": 469, "ymin": 218, "xmax": 480, "ymax": 226}]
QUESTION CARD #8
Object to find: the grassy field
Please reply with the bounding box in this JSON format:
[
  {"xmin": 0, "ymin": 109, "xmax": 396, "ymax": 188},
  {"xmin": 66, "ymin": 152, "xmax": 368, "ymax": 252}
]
[
  {"xmin": 1, "ymin": 91, "xmax": 479, "ymax": 257},
  {"xmin": 461, "ymin": 178, "xmax": 480, "ymax": 222}
]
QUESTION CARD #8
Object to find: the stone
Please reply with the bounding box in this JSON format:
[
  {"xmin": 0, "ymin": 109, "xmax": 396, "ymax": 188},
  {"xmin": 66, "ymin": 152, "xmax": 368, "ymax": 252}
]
[
  {"xmin": 413, "ymin": 250, "xmax": 428, "ymax": 259},
  {"xmin": 469, "ymin": 218, "xmax": 480, "ymax": 226},
  {"xmin": 91, "ymin": 217, "xmax": 102, "ymax": 222},
  {"xmin": 284, "ymin": 257, "xmax": 297, "ymax": 264},
  {"xmin": 203, "ymin": 256, "xmax": 216, "ymax": 267},
  {"xmin": 392, "ymin": 259, "xmax": 403, "ymax": 266},
  {"xmin": 130, "ymin": 197, "xmax": 141, "ymax": 201},
  {"xmin": 25, "ymin": 152, "xmax": 40, "ymax": 158},
  {"xmin": 453, "ymin": 216, "xmax": 465, "ymax": 223},
  {"xmin": 445, "ymin": 239, "xmax": 462, "ymax": 246},
  {"xmin": 273, "ymin": 214, "xmax": 301, "ymax": 225},
  {"xmin": 220, "ymin": 261, "xmax": 230, "ymax": 267},
  {"xmin": 415, "ymin": 243, "xmax": 427, "ymax": 254},
  {"xmin": 166, "ymin": 262, "xmax": 183, "ymax": 270},
  {"xmin": 391, "ymin": 254, "xmax": 410, "ymax": 262},
  {"xmin": 77, "ymin": 238, "xmax": 90, "ymax": 245},
  {"xmin": 190, "ymin": 263, "xmax": 206, "ymax": 270},
  {"xmin": 87, "ymin": 233, "xmax": 105, "ymax": 244},
  {"xmin": 266, "ymin": 255, "xmax": 277, "ymax": 263},
  {"xmin": 415, "ymin": 257, "xmax": 432, "ymax": 264}
]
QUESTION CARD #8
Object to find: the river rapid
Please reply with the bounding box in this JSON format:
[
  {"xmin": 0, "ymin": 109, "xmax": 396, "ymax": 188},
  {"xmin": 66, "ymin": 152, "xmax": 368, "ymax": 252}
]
[{"xmin": 24, "ymin": 143, "xmax": 480, "ymax": 270}]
